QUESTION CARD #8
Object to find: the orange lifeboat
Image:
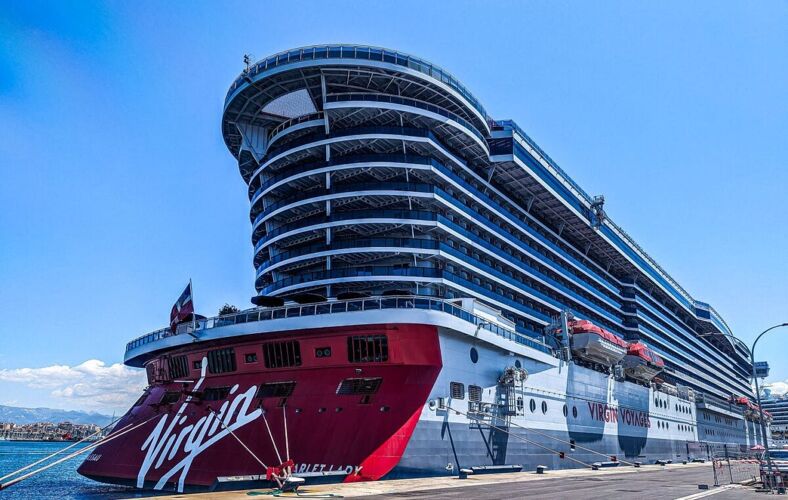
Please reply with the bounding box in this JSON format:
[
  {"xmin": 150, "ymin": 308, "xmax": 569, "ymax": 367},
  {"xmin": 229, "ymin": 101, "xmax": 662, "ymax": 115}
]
[
  {"xmin": 621, "ymin": 342, "xmax": 665, "ymax": 382},
  {"xmin": 567, "ymin": 319, "xmax": 628, "ymax": 366}
]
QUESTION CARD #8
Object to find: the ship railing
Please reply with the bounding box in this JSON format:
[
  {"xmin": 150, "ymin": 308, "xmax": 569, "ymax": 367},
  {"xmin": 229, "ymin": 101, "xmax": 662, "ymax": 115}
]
[
  {"xmin": 226, "ymin": 45, "xmax": 491, "ymax": 128},
  {"xmin": 325, "ymin": 93, "xmax": 487, "ymax": 146},
  {"xmin": 125, "ymin": 296, "xmax": 553, "ymax": 356},
  {"xmin": 267, "ymin": 111, "xmax": 325, "ymax": 143}
]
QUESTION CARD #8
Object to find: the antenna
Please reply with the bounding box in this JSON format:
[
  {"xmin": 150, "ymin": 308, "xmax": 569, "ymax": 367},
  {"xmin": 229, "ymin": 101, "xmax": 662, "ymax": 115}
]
[
  {"xmin": 590, "ymin": 195, "xmax": 606, "ymax": 229},
  {"xmin": 243, "ymin": 54, "xmax": 254, "ymax": 74}
]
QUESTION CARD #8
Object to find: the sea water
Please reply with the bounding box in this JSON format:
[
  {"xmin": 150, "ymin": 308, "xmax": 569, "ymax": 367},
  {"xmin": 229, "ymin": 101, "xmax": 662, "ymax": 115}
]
[{"xmin": 0, "ymin": 441, "xmax": 145, "ymax": 499}]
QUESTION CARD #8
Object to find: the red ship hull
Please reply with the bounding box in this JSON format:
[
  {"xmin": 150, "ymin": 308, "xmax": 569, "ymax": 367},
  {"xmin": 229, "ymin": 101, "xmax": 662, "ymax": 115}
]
[{"xmin": 78, "ymin": 323, "xmax": 441, "ymax": 491}]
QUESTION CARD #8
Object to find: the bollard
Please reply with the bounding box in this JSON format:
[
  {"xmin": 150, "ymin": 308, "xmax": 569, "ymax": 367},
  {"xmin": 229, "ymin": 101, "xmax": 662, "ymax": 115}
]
[
  {"xmin": 536, "ymin": 465, "xmax": 547, "ymax": 474},
  {"xmin": 458, "ymin": 468, "xmax": 473, "ymax": 480},
  {"xmin": 634, "ymin": 462, "xmax": 641, "ymax": 468},
  {"xmin": 591, "ymin": 463, "xmax": 600, "ymax": 471}
]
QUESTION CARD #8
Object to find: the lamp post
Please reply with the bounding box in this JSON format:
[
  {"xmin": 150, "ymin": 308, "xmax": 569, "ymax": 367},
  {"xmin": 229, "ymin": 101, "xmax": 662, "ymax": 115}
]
[
  {"xmin": 700, "ymin": 322, "xmax": 788, "ymax": 492},
  {"xmin": 751, "ymin": 323, "xmax": 788, "ymax": 491}
]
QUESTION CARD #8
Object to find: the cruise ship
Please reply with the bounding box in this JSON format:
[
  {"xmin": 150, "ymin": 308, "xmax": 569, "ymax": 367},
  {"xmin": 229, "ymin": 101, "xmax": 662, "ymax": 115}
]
[
  {"xmin": 762, "ymin": 390, "xmax": 788, "ymax": 447},
  {"xmin": 77, "ymin": 45, "xmax": 768, "ymax": 492}
]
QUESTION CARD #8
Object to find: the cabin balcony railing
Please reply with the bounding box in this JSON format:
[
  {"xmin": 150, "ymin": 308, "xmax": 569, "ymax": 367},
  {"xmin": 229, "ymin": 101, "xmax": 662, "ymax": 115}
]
[{"xmin": 125, "ymin": 296, "xmax": 553, "ymax": 357}]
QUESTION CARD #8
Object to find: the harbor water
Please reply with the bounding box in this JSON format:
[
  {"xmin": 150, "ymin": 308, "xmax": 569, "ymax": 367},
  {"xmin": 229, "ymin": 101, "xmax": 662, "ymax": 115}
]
[{"xmin": 0, "ymin": 441, "xmax": 142, "ymax": 499}]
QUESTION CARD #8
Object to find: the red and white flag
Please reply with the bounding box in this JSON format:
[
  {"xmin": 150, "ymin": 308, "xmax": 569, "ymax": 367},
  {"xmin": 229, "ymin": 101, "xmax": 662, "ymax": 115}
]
[{"xmin": 170, "ymin": 282, "xmax": 194, "ymax": 332}]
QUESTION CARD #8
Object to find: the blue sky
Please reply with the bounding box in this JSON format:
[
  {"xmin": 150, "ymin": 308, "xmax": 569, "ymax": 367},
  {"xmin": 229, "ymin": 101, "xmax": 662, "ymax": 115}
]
[{"xmin": 1, "ymin": 1, "xmax": 786, "ymax": 413}]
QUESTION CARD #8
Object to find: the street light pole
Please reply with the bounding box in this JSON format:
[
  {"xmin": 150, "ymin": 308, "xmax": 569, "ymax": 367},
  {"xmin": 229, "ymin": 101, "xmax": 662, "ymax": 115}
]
[
  {"xmin": 750, "ymin": 323, "xmax": 788, "ymax": 490},
  {"xmin": 698, "ymin": 323, "xmax": 788, "ymax": 492}
]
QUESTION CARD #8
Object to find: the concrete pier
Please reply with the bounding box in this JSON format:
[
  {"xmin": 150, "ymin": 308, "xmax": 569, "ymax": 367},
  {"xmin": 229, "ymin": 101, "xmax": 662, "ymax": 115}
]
[{"xmin": 143, "ymin": 462, "xmax": 761, "ymax": 499}]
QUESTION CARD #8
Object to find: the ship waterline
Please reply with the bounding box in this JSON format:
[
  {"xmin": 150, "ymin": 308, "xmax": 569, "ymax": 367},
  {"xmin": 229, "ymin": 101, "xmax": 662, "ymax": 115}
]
[{"xmin": 78, "ymin": 45, "xmax": 765, "ymax": 492}]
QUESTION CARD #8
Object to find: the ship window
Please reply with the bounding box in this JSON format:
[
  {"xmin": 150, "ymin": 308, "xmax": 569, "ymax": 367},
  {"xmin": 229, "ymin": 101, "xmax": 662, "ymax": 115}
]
[
  {"xmin": 563, "ymin": 404, "xmax": 568, "ymax": 417},
  {"xmin": 168, "ymin": 355, "xmax": 189, "ymax": 379},
  {"xmin": 573, "ymin": 406, "xmax": 578, "ymax": 418},
  {"xmin": 469, "ymin": 347, "xmax": 479, "ymax": 364},
  {"xmin": 203, "ymin": 387, "xmax": 231, "ymax": 401},
  {"xmin": 337, "ymin": 377, "xmax": 382, "ymax": 395},
  {"xmin": 315, "ymin": 347, "xmax": 332, "ymax": 358},
  {"xmin": 450, "ymin": 382, "xmax": 465, "ymax": 399},
  {"xmin": 257, "ymin": 381, "xmax": 296, "ymax": 398},
  {"xmin": 193, "ymin": 360, "xmax": 202, "ymax": 370},
  {"xmin": 530, "ymin": 399, "xmax": 536, "ymax": 413},
  {"xmin": 160, "ymin": 391, "xmax": 180, "ymax": 405},
  {"xmin": 245, "ymin": 353, "xmax": 258, "ymax": 363},
  {"xmin": 207, "ymin": 348, "xmax": 237, "ymax": 374},
  {"xmin": 542, "ymin": 401, "xmax": 548, "ymax": 414},
  {"xmin": 347, "ymin": 335, "xmax": 388, "ymax": 363},
  {"xmin": 263, "ymin": 340, "xmax": 302, "ymax": 368},
  {"xmin": 468, "ymin": 385, "xmax": 482, "ymax": 402}
]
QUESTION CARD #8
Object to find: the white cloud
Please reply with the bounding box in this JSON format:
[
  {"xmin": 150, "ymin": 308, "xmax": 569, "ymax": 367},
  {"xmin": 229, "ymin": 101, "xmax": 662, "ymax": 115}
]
[
  {"xmin": 766, "ymin": 381, "xmax": 788, "ymax": 396},
  {"xmin": 0, "ymin": 359, "xmax": 146, "ymax": 412}
]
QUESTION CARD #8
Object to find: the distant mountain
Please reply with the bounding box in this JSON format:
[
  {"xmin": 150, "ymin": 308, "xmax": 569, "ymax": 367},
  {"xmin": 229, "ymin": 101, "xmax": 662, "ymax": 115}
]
[{"xmin": 0, "ymin": 405, "xmax": 113, "ymax": 426}]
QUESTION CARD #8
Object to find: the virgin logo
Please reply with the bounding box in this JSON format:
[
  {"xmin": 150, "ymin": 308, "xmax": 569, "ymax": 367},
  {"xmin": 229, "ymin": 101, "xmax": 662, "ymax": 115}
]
[{"xmin": 136, "ymin": 357, "xmax": 262, "ymax": 492}]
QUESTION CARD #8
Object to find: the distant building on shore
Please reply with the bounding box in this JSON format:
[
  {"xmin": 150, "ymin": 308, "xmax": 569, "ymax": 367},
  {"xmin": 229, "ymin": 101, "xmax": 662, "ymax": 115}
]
[{"xmin": 0, "ymin": 421, "xmax": 101, "ymax": 441}]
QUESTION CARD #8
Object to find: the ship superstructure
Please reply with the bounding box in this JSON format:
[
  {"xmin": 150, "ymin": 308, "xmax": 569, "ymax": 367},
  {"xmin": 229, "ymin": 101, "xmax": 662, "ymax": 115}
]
[
  {"xmin": 762, "ymin": 392, "xmax": 788, "ymax": 446},
  {"xmin": 78, "ymin": 45, "xmax": 762, "ymax": 492}
]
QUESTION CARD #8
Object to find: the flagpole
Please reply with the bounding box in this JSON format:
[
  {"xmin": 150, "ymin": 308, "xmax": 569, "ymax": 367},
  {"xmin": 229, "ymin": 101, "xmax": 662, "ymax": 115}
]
[{"xmin": 190, "ymin": 278, "xmax": 196, "ymax": 334}]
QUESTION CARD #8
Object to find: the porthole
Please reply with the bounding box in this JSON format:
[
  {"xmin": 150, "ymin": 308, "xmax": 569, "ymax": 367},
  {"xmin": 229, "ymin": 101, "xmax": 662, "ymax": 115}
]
[
  {"xmin": 572, "ymin": 406, "xmax": 578, "ymax": 418},
  {"xmin": 470, "ymin": 347, "xmax": 479, "ymax": 364},
  {"xmin": 530, "ymin": 399, "xmax": 536, "ymax": 413},
  {"xmin": 515, "ymin": 360, "xmax": 522, "ymax": 369},
  {"xmin": 541, "ymin": 401, "xmax": 548, "ymax": 414},
  {"xmin": 563, "ymin": 404, "xmax": 568, "ymax": 417}
]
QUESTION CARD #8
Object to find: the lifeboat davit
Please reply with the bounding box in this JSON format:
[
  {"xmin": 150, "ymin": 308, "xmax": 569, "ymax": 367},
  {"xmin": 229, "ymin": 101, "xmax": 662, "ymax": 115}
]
[
  {"xmin": 568, "ymin": 319, "xmax": 628, "ymax": 366},
  {"xmin": 622, "ymin": 342, "xmax": 665, "ymax": 382}
]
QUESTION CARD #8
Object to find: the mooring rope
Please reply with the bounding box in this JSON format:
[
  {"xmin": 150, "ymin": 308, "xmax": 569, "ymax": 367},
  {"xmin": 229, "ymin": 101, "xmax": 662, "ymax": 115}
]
[
  {"xmin": 486, "ymin": 411, "xmax": 639, "ymax": 466},
  {"xmin": 0, "ymin": 413, "xmax": 160, "ymax": 491},
  {"xmin": 208, "ymin": 407, "xmax": 281, "ymax": 488},
  {"xmin": 262, "ymin": 410, "xmax": 284, "ymax": 466},
  {"xmin": 445, "ymin": 405, "xmax": 595, "ymax": 469},
  {"xmin": 0, "ymin": 415, "xmax": 124, "ymax": 483},
  {"xmin": 282, "ymin": 405, "xmax": 291, "ymax": 475}
]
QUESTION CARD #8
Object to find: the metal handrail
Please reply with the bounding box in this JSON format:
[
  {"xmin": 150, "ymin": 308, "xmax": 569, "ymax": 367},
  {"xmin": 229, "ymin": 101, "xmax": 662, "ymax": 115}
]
[
  {"xmin": 225, "ymin": 44, "xmax": 490, "ymax": 127},
  {"xmin": 325, "ymin": 93, "xmax": 487, "ymax": 146},
  {"xmin": 267, "ymin": 111, "xmax": 324, "ymax": 142},
  {"xmin": 253, "ymin": 181, "xmax": 433, "ymax": 227},
  {"xmin": 254, "ymin": 209, "xmax": 437, "ymax": 252},
  {"xmin": 125, "ymin": 296, "xmax": 553, "ymax": 356},
  {"xmin": 249, "ymin": 153, "xmax": 436, "ymax": 205}
]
